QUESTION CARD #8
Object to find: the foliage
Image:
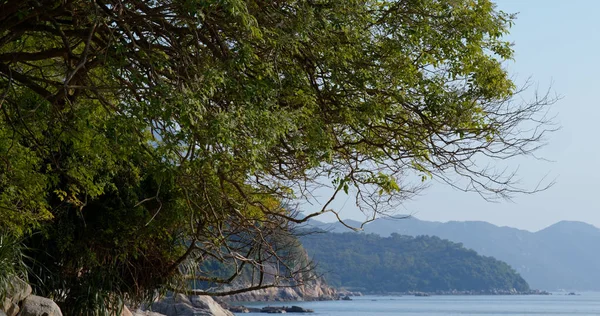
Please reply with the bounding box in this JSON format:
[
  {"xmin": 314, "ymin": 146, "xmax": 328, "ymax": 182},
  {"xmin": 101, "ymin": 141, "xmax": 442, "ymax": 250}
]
[
  {"xmin": 0, "ymin": 0, "xmax": 552, "ymax": 314},
  {"xmin": 0, "ymin": 231, "xmax": 28, "ymax": 303},
  {"xmin": 301, "ymin": 232, "xmax": 530, "ymax": 293}
]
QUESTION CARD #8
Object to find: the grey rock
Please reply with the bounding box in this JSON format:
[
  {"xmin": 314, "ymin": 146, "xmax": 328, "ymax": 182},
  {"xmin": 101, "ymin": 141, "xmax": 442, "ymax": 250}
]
[
  {"xmin": 189, "ymin": 296, "xmax": 233, "ymax": 316},
  {"xmin": 226, "ymin": 306, "xmax": 249, "ymax": 313},
  {"xmin": 132, "ymin": 309, "xmax": 166, "ymax": 316},
  {"xmin": 261, "ymin": 307, "xmax": 286, "ymax": 313},
  {"xmin": 150, "ymin": 302, "xmax": 198, "ymax": 316},
  {"xmin": 4, "ymin": 303, "xmax": 18, "ymax": 316},
  {"xmin": 19, "ymin": 295, "xmax": 62, "ymax": 316},
  {"xmin": 1, "ymin": 277, "xmax": 32, "ymax": 313},
  {"xmin": 0, "ymin": 309, "xmax": 6, "ymax": 316},
  {"xmin": 172, "ymin": 303, "xmax": 197, "ymax": 316},
  {"xmin": 8, "ymin": 277, "xmax": 32, "ymax": 303},
  {"xmin": 285, "ymin": 306, "xmax": 313, "ymax": 313},
  {"xmin": 150, "ymin": 301, "xmax": 176, "ymax": 316},
  {"xmin": 174, "ymin": 294, "xmax": 192, "ymax": 306},
  {"xmin": 258, "ymin": 306, "xmax": 312, "ymax": 314},
  {"xmin": 122, "ymin": 305, "xmax": 134, "ymax": 316},
  {"xmin": 1, "ymin": 277, "xmax": 32, "ymax": 316},
  {"xmin": 150, "ymin": 295, "xmax": 232, "ymax": 316}
]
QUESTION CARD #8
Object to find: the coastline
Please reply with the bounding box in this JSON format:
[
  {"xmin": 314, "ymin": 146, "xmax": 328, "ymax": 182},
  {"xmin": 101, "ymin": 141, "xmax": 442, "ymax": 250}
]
[
  {"xmin": 362, "ymin": 289, "xmax": 552, "ymax": 296},
  {"xmin": 221, "ymin": 288, "xmax": 551, "ymax": 304}
]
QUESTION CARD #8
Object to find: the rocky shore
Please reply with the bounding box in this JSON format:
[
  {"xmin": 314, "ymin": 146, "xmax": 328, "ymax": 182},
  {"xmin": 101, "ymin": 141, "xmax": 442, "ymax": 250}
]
[
  {"xmin": 227, "ymin": 305, "xmax": 314, "ymax": 314},
  {"xmin": 2, "ymin": 276, "xmax": 549, "ymax": 316},
  {"xmin": 0, "ymin": 280, "xmax": 234, "ymax": 316},
  {"xmin": 222, "ymin": 277, "xmax": 338, "ymax": 302},
  {"xmin": 1, "ymin": 277, "xmax": 62, "ymax": 316}
]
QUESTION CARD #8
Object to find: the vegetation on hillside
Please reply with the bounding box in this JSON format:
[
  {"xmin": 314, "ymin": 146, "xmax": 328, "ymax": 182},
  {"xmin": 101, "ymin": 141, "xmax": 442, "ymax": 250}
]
[{"xmin": 301, "ymin": 232, "xmax": 530, "ymax": 293}]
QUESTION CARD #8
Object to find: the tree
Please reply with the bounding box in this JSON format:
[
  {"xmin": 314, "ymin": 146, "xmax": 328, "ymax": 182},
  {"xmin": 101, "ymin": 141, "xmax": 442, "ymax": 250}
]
[{"xmin": 0, "ymin": 0, "xmax": 555, "ymax": 314}]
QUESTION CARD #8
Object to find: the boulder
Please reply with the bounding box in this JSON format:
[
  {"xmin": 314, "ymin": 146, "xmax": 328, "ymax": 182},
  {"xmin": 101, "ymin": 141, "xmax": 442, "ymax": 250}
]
[
  {"xmin": 173, "ymin": 294, "xmax": 192, "ymax": 306},
  {"xmin": 189, "ymin": 296, "xmax": 233, "ymax": 316},
  {"xmin": 285, "ymin": 306, "xmax": 313, "ymax": 313},
  {"xmin": 147, "ymin": 294, "xmax": 234, "ymax": 316},
  {"xmin": 132, "ymin": 309, "xmax": 166, "ymax": 316},
  {"xmin": 226, "ymin": 305, "xmax": 249, "ymax": 313},
  {"xmin": 4, "ymin": 303, "xmax": 18, "ymax": 316},
  {"xmin": 150, "ymin": 295, "xmax": 232, "ymax": 316},
  {"xmin": 1, "ymin": 276, "xmax": 32, "ymax": 315},
  {"xmin": 150, "ymin": 302, "xmax": 196, "ymax": 316},
  {"xmin": 19, "ymin": 295, "xmax": 62, "ymax": 316},
  {"xmin": 7, "ymin": 277, "xmax": 32, "ymax": 303},
  {"xmin": 261, "ymin": 307, "xmax": 286, "ymax": 313},
  {"xmin": 257, "ymin": 306, "xmax": 313, "ymax": 314},
  {"xmin": 121, "ymin": 305, "xmax": 133, "ymax": 316},
  {"xmin": 222, "ymin": 276, "xmax": 337, "ymax": 302}
]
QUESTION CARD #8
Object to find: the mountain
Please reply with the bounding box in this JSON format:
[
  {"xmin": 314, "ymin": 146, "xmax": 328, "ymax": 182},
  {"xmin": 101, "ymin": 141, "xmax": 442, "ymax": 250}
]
[
  {"xmin": 308, "ymin": 218, "xmax": 600, "ymax": 291},
  {"xmin": 300, "ymin": 232, "xmax": 530, "ymax": 293}
]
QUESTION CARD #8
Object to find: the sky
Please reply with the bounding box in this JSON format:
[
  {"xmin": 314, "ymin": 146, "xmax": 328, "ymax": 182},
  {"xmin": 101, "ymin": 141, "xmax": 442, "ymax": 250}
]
[{"xmin": 310, "ymin": 0, "xmax": 600, "ymax": 232}]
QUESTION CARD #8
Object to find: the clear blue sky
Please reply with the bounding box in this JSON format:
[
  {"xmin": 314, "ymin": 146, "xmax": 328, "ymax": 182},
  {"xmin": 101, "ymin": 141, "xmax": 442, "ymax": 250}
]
[{"xmin": 312, "ymin": 0, "xmax": 600, "ymax": 232}]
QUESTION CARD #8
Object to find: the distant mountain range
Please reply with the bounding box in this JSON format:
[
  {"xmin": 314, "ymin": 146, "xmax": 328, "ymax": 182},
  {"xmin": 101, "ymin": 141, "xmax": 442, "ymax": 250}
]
[{"xmin": 308, "ymin": 217, "xmax": 600, "ymax": 291}]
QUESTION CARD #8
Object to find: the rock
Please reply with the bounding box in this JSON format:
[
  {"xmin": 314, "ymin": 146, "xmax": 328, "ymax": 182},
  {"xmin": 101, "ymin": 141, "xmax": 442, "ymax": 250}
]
[
  {"xmin": 173, "ymin": 293, "xmax": 192, "ymax": 306},
  {"xmin": 189, "ymin": 296, "xmax": 233, "ymax": 316},
  {"xmin": 0, "ymin": 309, "xmax": 6, "ymax": 316},
  {"xmin": 225, "ymin": 305, "xmax": 262, "ymax": 313},
  {"xmin": 121, "ymin": 305, "xmax": 134, "ymax": 316},
  {"xmin": 150, "ymin": 295, "xmax": 233, "ymax": 316},
  {"xmin": 149, "ymin": 302, "xmax": 183, "ymax": 316},
  {"xmin": 132, "ymin": 309, "xmax": 166, "ymax": 316},
  {"xmin": 228, "ymin": 305, "xmax": 252, "ymax": 313},
  {"xmin": 8, "ymin": 277, "xmax": 32, "ymax": 303},
  {"xmin": 285, "ymin": 306, "xmax": 313, "ymax": 313},
  {"xmin": 222, "ymin": 272, "xmax": 337, "ymax": 302},
  {"xmin": 4, "ymin": 303, "xmax": 18, "ymax": 316},
  {"xmin": 1, "ymin": 276, "xmax": 32, "ymax": 315},
  {"xmin": 261, "ymin": 307, "xmax": 286, "ymax": 313},
  {"xmin": 253, "ymin": 306, "xmax": 315, "ymax": 314},
  {"xmin": 227, "ymin": 305, "xmax": 313, "ymax": 314},
  {"xmin": 19, "ymin": 295, "xmax": 63, "ymax": 316},
  {"xmin": 1, "ymin": 277, "xmax": 33, "ymax": 316},
  {"xmin": 259, "ymin": 306, "xmax": 313, "ymax": 314},
  {"xmin": 226, "ymin": 305, "xmax": 249, "ymax": 313}
]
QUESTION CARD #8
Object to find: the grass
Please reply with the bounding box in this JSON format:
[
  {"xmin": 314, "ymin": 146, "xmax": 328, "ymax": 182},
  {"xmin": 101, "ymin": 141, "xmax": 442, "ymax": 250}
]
[{"xmin": 0, "ymin": 231, "xmax": 28, "ymax": 303}]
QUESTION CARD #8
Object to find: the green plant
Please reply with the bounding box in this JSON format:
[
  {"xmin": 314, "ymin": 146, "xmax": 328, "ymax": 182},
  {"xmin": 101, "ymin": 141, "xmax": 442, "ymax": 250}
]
[{"xmin": 0, "ymin": 231, "xmax": 28, "ymax": 303}]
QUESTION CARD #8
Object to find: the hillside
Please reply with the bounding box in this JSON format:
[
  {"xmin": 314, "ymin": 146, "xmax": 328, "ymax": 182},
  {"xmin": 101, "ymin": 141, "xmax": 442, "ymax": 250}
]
[
  {"xmin": 300, "ymin": 232, "xmax": 529, "ymax": 293},
  {"xmin": 309, "ymin": 218, "xmax": 600, "ymax": 291}
]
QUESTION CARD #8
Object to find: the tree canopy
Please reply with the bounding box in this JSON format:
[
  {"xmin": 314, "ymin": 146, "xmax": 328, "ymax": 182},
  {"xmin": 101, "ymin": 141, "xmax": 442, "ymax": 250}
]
[{"xmin": 0, "ymin": 0, "xmax": 554, "ymax": 314}]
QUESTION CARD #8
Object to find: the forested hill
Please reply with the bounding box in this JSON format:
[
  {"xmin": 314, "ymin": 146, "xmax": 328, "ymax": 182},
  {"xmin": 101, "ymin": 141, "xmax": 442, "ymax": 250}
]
[
  {"xmin": 300, "ymin": 232, "xmax": 529, "ymax": 293},
  {"xmin": 309, "ymin": 218, "xmax": 600, "ymax": 291}
]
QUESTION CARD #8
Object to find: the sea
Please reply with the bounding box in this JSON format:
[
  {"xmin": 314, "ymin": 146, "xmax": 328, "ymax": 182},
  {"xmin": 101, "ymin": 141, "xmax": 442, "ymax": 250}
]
[{"xmin": 233, "ymin": 293, "xmax": 600, "ymax": 315}]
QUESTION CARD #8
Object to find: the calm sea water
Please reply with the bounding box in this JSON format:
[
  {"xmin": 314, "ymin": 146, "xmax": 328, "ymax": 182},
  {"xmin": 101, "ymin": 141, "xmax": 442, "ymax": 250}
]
[{"xmin": 234, "ymin": 293, "xmax": 600, "ymax": 315}]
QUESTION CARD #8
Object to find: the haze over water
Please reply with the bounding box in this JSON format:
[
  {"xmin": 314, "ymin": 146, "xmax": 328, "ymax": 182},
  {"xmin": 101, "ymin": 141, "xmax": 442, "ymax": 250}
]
[{"xmin": 237, "ymin": 294, "xmax": 600, "ymax": 315}]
